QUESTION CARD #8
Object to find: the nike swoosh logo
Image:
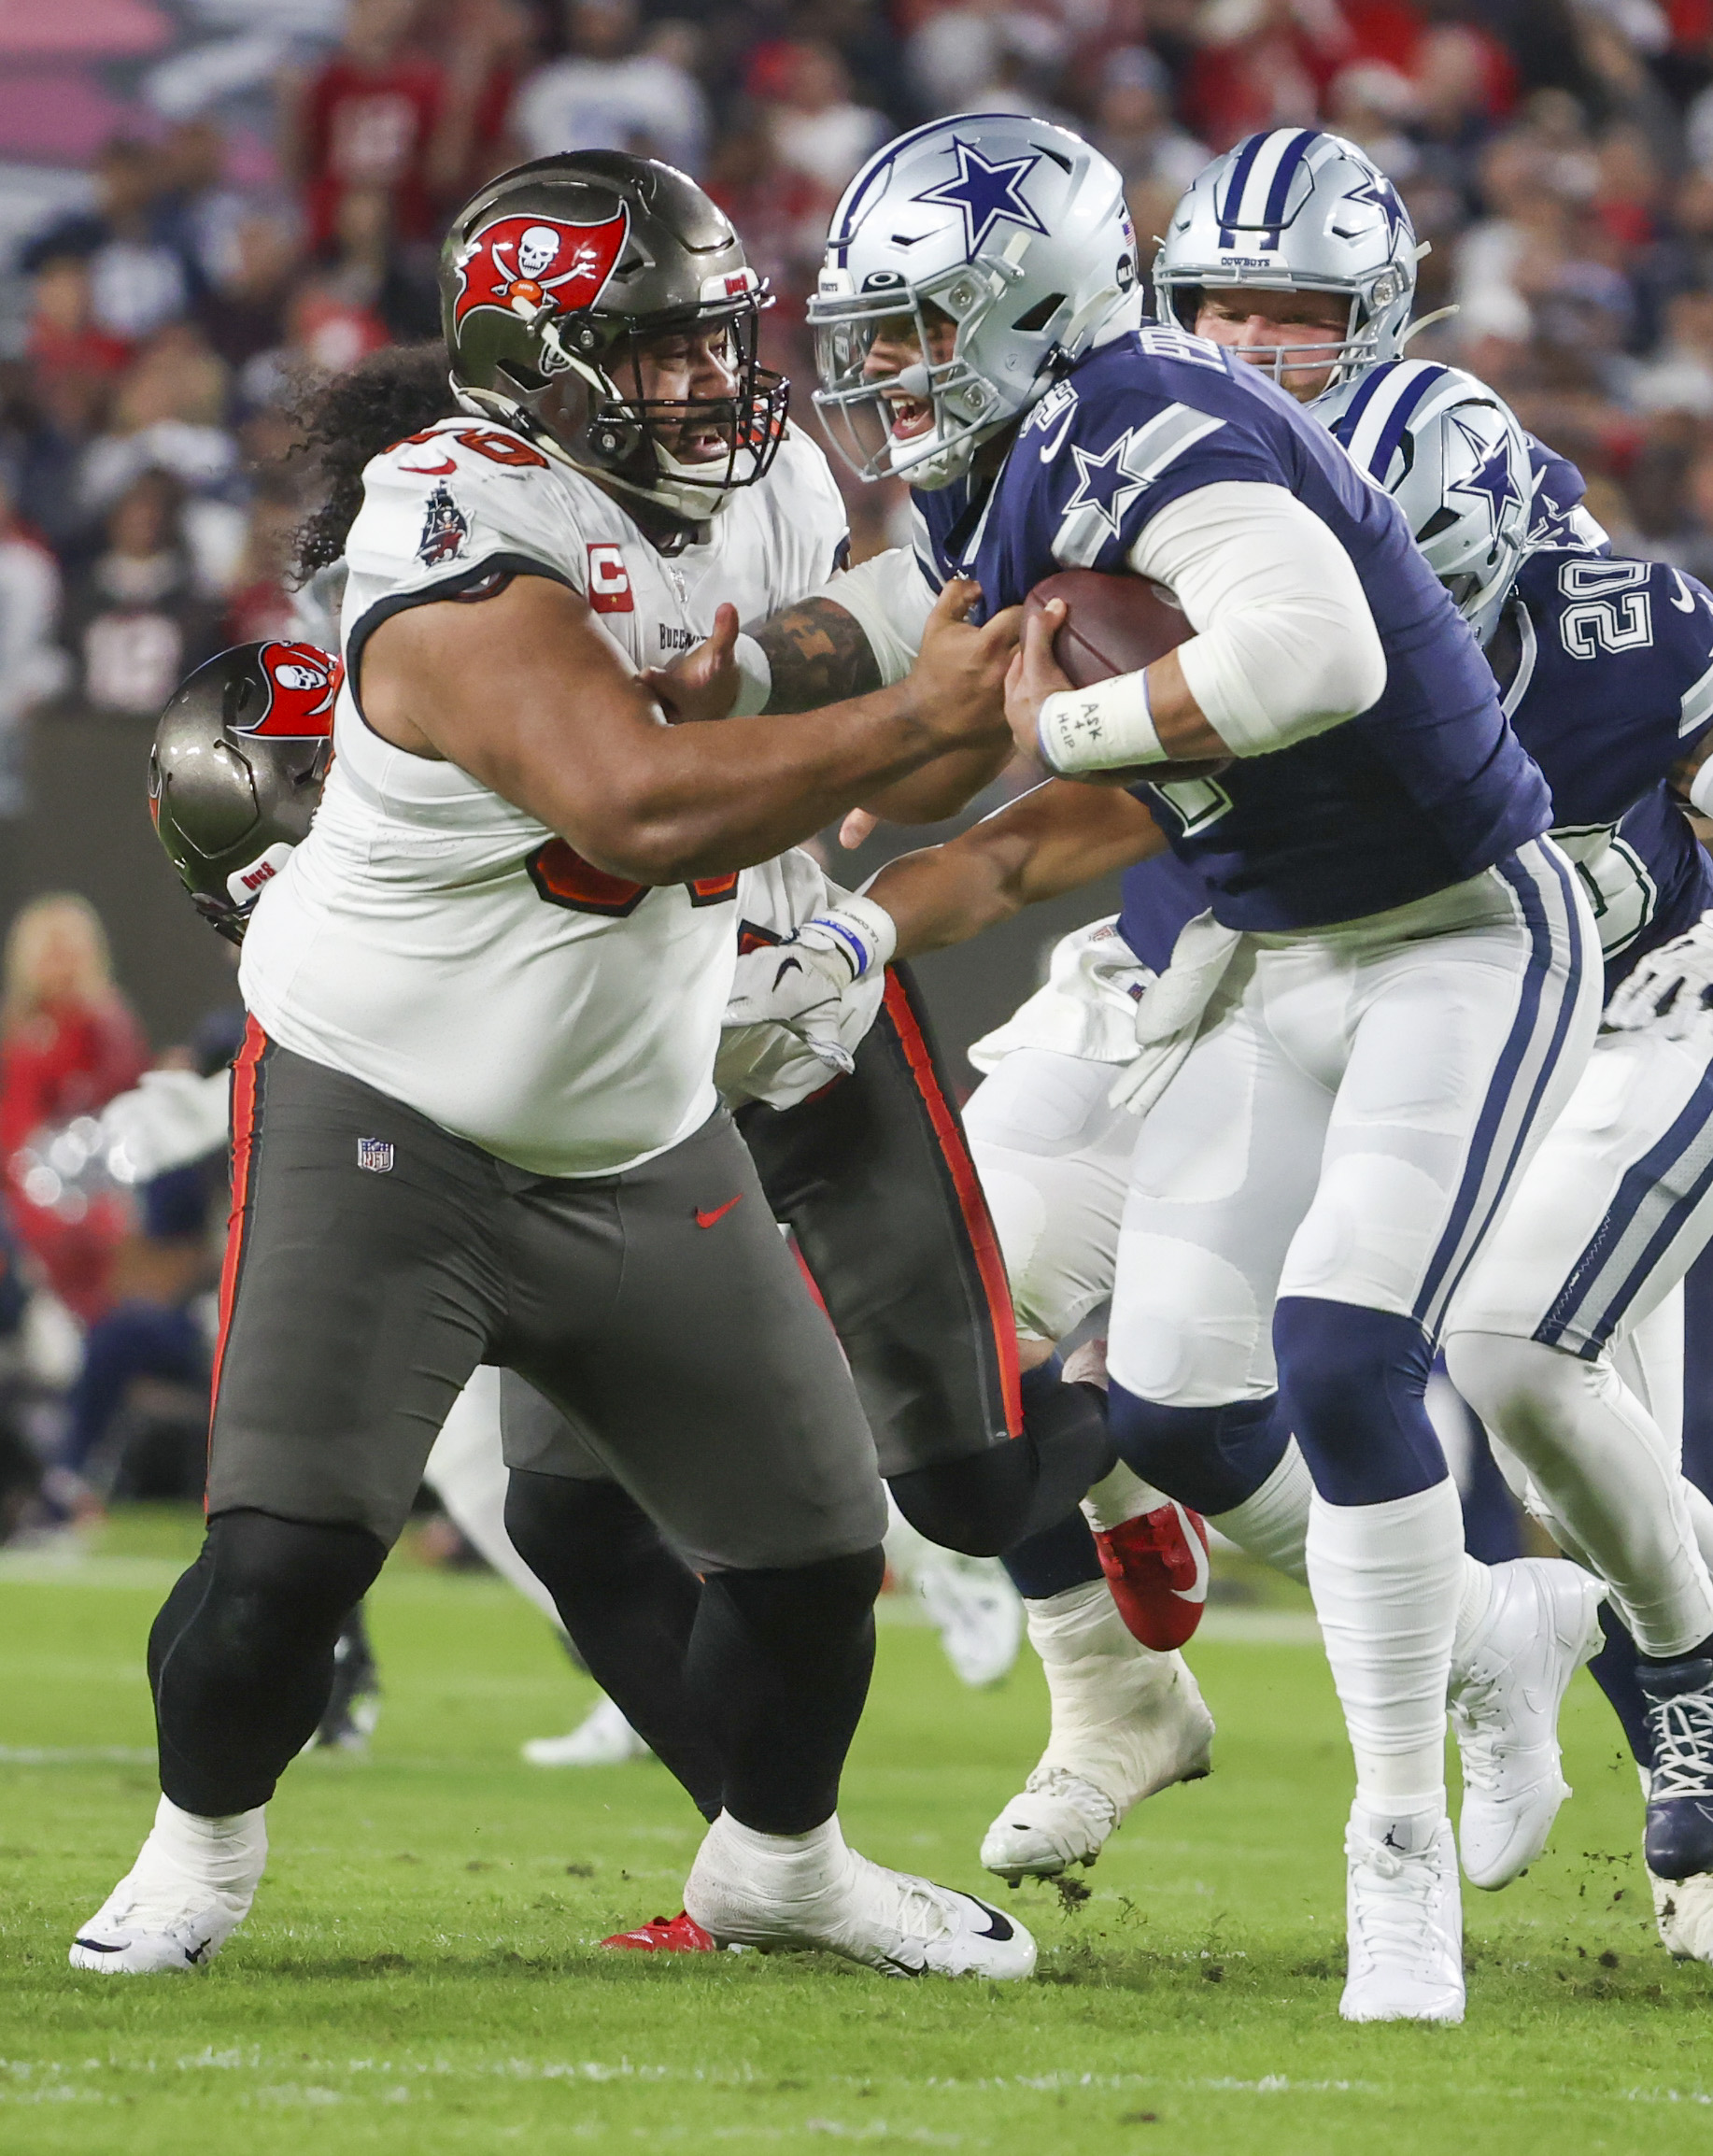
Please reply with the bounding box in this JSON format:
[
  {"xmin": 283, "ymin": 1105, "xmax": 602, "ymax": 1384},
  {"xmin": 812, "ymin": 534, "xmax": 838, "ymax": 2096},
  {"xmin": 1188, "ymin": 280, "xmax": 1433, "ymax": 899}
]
[
  {"xmin": 695, "ymin": 1195, "xmax": 743, "ymax": 1229},
  {"xmin": 1172, "ymin": 1507, "xmax": 1210, "ymax": 1606},
  {"xmin": 1672, "ymin": 571, "xmax": 1696, "ymax": 612},
  {"xmin": 400, "ymin": 455, "xmax": 458, "ymax": 475},
  {"xmin": 967, "ymin": 1899, "xmax": 1014, "ymax": 1941},
  {"xmin": 72, "ymin": 1936, "xmax": 126, "ymax": 1953},
  {"xmin": 772, "ymin": 956, "xmax": 804, "ymax": 988},
  {"xmin": 184, "ymin": 1937, "xmax": 213, "ymax": 1965}
]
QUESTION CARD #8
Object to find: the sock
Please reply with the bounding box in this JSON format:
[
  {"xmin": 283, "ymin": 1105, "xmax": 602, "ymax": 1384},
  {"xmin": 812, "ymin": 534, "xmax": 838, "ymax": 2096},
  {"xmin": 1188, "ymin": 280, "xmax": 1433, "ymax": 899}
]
[
  {"xmin": 148, "ymin": 1794, "xmax": 268, "ymax": 1893},
  {"xmin": 1001, "ymin": 1508, "xmax": 1104, "ymax": 1598},
  {"xmin": 1208, "ymin": 1439, "xmax": 1313, "ymax": 1585},
  {"xmin": 1080, "ymin": 1460, "xmax": 1169, "ymax": 1532},
  {"xmin": 1588, "ymin": 1602, "xmax": 1654, "ymax": 1770},
  {"xmin": 1446, "ymin": 1330, "xmax": 1713, "ymax": 1659},
  {"xmin": 1306, "ymin": 1481, "xmax": 1464, "ymax": 1820},
  {"xmin": 1451, "ymin": 1553, "xmax": 1495, "ymax": 1666},
  {"xmin": 700, "ymin": 1810, "xmax": 846, "ymax": 1905}
]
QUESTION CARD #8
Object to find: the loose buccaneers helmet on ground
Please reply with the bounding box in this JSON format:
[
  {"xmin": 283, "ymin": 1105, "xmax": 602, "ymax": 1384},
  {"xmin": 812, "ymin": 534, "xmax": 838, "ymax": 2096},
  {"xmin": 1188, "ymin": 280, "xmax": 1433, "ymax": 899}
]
[
  {"xmin": 441, "ymin": 151, "xmax": 787, "ymax": 521},
  {"xmin": 149, "ymin": 641, "xmax": 336, "ymax": 943}
]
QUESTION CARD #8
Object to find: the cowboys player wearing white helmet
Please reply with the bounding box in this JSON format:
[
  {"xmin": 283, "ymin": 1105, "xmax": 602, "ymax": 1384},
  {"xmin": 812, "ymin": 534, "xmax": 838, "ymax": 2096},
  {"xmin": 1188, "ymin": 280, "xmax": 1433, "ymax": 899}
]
[
  {"xmin": 717, "ymin": 112, "xmax": 1607, "ymax": 2024},
  {"xmin": 69, "ymin": 153, "xmax": 1040, "ymax": 1987}
]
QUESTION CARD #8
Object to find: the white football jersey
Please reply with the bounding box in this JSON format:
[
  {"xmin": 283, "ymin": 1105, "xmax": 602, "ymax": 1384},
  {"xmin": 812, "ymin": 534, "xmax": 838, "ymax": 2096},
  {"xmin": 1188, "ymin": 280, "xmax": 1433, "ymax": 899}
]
[{"xmin": 241, "ymin": 418, "xmax": 847, "ymax": 1177}]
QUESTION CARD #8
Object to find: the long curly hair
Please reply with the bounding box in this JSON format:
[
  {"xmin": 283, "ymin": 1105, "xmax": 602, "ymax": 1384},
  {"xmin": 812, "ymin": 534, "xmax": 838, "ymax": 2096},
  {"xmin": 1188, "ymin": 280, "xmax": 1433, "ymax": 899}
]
[{"xmin": 291, "ymin": 344, "xmax": 456, "ymax": 581}]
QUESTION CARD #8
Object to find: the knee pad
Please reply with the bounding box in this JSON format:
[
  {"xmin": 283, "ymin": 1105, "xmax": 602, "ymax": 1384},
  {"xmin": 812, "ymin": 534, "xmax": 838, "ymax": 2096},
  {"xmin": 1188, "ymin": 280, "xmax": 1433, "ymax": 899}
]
[
  {"xmin": 889, "ymin": 1448, "xmax": 1034, "ymax": 1557},
  {"xmin": 710, "ymin": 1545, "xmax": 886, "ymax": 1650},
  {"xmin": 202, "ymin": 1509, "xmax": 384, "ymax": 1647},
  {"xmin": 1274, "ymin": 1298, "xmax": 1444, "ymax": 1506},
  {"xmin": 1106, "ymin": 1384, "xmax": 1286, "ymax": 1515}
]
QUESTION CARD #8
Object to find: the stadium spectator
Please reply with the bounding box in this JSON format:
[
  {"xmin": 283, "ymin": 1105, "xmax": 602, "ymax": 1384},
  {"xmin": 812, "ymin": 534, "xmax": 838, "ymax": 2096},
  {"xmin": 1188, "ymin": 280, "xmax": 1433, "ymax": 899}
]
[
  {"xmin": 0, "ymin": 475, "xmax": 68, "ymax": 819},
  {"xmin": 507, "ymin": 0, "xmax": 710, "ymax": 173},
  {"xmin": 21, "ymin": 139, "xmax": 204, "ymax": 348},
  {"xmin": 0, "ymin": 895, "xmax": 147, "ymax": 1325},
  {"xmin": 58, "ymin": 471, "xmax": 223, "ymax": 723},
  {"xmin": 284, "ymin": 0, "xmax": 448, "ymax": 257}
]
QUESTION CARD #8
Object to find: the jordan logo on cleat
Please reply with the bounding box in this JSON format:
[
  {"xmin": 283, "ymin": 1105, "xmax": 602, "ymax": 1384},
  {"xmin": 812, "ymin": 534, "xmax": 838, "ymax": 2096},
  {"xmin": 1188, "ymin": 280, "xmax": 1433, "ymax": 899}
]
[{"xmin": 1382, "ymin": 1826, "xmax": 1405, "ymax": 1852}]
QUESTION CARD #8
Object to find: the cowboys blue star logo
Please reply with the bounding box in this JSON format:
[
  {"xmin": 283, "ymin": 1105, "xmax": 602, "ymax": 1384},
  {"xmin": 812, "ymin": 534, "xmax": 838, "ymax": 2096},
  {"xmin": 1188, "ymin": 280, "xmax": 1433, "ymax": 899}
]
[
  {"xmin": 1448, "ymin": 415, "xmax": 1523, "ymax": 532},
  {"xmin": 1346, "ymin": 175, "xmax": 1408, "ymax": 249},
  {"xmin": 1064, "ymin": 434, "xmax": 1145, "ymax": 538},
  {"xmin": 915, "ymin": 139, "xmax": 1048, "ymax": 255}
]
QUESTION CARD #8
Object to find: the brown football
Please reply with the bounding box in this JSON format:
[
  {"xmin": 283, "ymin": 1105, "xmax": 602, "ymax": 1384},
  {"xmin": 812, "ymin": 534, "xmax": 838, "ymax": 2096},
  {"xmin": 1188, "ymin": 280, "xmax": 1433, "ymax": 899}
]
[{"xmin": 1023, "ymin": 568, "xmax": 1231, "ymax": 787}]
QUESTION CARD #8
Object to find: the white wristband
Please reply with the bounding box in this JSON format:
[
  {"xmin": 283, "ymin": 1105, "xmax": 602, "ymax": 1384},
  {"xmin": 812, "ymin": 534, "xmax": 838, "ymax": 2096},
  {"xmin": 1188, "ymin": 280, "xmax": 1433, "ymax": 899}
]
[
  {"xmin": 1036, "ymin": 670, "xmax": 1162, "ymax": 774},
  {"xmin": 809, "ymin": 893, "xmax": 898, "ymax": 980},
  {"xmin": 731, "ymin": 632, "xmax": 772, "ymax": 716},
  {"xmin": 1691, "ymin": 752, "xmax": 1713, "ymax": 819}
]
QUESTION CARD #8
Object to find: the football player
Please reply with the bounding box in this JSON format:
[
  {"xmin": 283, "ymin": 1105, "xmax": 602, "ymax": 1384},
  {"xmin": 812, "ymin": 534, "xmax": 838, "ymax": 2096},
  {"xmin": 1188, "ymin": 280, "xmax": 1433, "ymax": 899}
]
[
  {"xmin": 68, "ymin": 153, "xmax": 1038, "ymax": 1985},
  {"xmin": 715, "ymin": 113, "xmax": 1608, "ymax": 2024}
]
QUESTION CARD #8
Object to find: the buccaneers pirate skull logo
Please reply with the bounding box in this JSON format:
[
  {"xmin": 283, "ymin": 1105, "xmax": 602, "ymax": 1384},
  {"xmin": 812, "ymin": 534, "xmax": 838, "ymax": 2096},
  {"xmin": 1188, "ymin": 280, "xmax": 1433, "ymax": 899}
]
[
  {"xmin": 450, "ymin": 208, "xmax": 630, "ymax": 326},
  {"xmin": 235, "ymin": 642, "xmax": 342, "ymax": 737}
]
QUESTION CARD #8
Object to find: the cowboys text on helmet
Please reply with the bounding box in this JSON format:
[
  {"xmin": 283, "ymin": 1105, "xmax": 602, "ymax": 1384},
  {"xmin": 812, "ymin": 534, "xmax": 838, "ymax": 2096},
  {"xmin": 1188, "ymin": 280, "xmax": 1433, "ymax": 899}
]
[{"xmin": 1154, "ymin": 129, "xmax": 1419, "ymax": 390}]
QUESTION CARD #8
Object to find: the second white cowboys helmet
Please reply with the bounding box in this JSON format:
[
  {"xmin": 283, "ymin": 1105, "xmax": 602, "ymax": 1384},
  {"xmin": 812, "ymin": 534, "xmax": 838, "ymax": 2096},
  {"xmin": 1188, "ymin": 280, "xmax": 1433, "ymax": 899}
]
[
  {"xmin": 810, "ymin": 113, "xmax": 1139, "ymax": 489},
  {"xmin": 1154, "ymin": 128, "xmax": 1418, "ymax": 388},
  {"xmin": 1315, "ymin": 360, "xmax": 1533, "ymax": 647}
]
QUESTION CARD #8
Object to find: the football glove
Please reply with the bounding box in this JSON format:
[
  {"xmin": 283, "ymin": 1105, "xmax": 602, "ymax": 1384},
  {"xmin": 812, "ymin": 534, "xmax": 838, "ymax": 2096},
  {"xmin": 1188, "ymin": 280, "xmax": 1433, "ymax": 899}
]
[
  {"xmin": 1605, "ymin": 912, "xmax": 1713, "ymax": 1039},
  {"xmin": 100, "ymin": 1069, "xmax": 232, "ymax": 1184},
  {"xmin": 724, "ymin": 895, "xmax": 899, "ymax": 1033}
]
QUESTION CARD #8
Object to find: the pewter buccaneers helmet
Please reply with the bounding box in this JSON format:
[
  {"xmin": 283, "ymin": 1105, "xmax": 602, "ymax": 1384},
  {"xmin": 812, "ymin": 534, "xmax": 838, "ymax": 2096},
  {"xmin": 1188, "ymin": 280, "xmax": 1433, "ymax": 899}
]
[
  {"xmin": 1154, "ymin": 129, "xmax": 1418, "ymax": 386},
  {"xmin": 810, "ymin": 114, "xmax": 1138, "ymax": 489},
  {"xmin": 149, "ymin": 641, "xmax": 336, "ymax": 943},
  {"xmin": 442, "ymin": 152, "xmax": 787, "ymax": 522},
  {"xmin": 1316, "ymin": 360, "xmax": 1533, "ymax": 647}
]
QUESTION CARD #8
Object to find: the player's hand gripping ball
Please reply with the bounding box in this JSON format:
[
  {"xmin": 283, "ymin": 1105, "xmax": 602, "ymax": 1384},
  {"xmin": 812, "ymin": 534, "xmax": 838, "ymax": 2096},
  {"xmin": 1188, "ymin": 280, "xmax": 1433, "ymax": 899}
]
[{"xmin": 1014, "ymin": 569, "xmax": 1232, "ymax": 788}]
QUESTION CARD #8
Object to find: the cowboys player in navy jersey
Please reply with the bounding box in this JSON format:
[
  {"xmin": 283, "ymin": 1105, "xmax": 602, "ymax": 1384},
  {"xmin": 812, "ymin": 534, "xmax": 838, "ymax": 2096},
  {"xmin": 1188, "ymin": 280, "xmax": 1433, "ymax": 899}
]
[{"xmin": 714, "ymin": 114, "xmax": 1608, "ymax": 2023}]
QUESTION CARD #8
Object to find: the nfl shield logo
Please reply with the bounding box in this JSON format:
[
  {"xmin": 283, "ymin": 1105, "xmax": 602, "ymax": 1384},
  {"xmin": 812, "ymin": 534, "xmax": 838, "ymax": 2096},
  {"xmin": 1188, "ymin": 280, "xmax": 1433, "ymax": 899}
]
[{"xmin": 357, "ymin": 1138, "xmax": 394, "ymax": 1174}]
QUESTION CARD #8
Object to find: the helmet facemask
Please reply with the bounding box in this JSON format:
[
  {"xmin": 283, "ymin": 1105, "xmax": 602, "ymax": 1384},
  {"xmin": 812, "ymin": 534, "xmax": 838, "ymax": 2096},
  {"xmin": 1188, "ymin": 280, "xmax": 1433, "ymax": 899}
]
[
  {"xmin": 813, "ymin": 262, "xmax": 1041, "ymax": 489},
  {"xmin": 1156, "ymin": 272, "xmax": 1405, "ymax": 396},
  {"xmin": 460, "ymin": 291, "xmax": 787, "ymax": 522}
]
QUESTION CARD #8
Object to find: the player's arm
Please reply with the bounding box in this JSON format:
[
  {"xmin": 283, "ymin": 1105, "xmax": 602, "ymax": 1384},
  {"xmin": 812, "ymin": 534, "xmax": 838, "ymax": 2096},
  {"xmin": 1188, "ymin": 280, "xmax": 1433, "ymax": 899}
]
[
  {"xmin": 1005, "ymin": 482, "xmax": 1388, "ymax": 777},
  {"xmin": 753, "ymin": 592, "xmax": 1016, "ymax": 821},
  {"xmin": 360, "ymin": 572, "xmax": 1018, "ymax": 885},
  {"xmin": 868, "ymin": 779, "xmax": 1167, "ymax": 957}
]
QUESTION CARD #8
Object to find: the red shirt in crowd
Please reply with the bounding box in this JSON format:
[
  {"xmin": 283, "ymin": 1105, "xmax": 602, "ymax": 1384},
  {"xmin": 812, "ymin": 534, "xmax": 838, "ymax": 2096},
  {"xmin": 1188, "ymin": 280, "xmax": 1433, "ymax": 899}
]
[
  {"xmin": 1, "ymin": 996, "xmax": 149, "ymax": 1322},
  {"xmin": 298, "ymin": 53, "xmax": 446, "ymax": 250}
]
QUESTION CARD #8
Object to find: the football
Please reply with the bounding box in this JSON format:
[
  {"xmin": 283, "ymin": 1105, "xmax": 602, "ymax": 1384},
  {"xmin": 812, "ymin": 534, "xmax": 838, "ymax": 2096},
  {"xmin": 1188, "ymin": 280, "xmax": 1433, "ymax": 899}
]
[{"xmin": 1023, "ymin": 568, "xmax": 1232, "ymax": 786}]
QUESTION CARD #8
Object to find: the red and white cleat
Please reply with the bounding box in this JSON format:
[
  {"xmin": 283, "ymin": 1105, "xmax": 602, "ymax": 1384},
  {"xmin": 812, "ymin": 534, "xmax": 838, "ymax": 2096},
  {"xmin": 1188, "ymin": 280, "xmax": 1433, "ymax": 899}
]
[
  {"xmin": 1092, "ymin": 1501, "xmax": 1210, "ymax": 1652},
  {"xmin": 601, "ymin": 1910, "xmax": 717, "ymax": 1952}
]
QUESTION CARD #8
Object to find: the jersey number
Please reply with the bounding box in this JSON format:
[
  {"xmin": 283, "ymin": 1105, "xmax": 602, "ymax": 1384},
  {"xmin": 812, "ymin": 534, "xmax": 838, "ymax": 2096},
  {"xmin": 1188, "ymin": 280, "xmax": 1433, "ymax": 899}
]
[
  {"xmin": 1558, "ymin": 560, "xmax": 1653, "ymax": 660},
  {"xmin": 393, "ymin": 426, "xmax": 548, "ymax": 469},
  {"xmin": 1149, "ymin": 772, "xmax": 1233, "ymax": 837},
  {"xmin": 525, "ymin": 840, "xmax": 738, "ymax": 917},
  {"xmin": 1554, "ymin": 822, "xmax": 1659, "ymax": 961}
]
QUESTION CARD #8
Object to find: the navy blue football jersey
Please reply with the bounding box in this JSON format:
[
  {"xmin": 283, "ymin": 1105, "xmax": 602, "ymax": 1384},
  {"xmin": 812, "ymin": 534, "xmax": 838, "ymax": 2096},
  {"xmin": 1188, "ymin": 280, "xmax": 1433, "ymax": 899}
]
[
  {"xmin": 1499, "ymin": 548, "xmax": 1713, "ymax": 986},
  {"xmin": 1117, "ymin": 546, "xmax": 1713, "ymax": 992},
  {"xmin": 914, "ymin": 328, "xmax": 1550, "ymax": 931}
]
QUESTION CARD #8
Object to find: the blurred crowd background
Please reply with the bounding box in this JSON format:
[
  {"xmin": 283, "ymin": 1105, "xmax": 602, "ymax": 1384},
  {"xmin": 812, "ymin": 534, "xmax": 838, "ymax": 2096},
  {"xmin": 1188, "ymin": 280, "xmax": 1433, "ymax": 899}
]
[{"xmin": 0, "ymin": 0, "xmax": 1708, "ymax": 1539}]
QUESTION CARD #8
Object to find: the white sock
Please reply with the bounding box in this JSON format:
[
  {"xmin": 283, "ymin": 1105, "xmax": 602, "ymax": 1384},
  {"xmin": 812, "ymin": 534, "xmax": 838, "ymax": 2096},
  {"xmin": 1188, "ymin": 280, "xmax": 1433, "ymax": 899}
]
[
  {"xmin": 1447, "ymin": 1331, "xmax": 1713, "ymax": 1658},
  {"xmin": 149, "ymin": 1795, "xmax": 267, "ymax": 1893},
  {"xmin": 1026, "ymin": 1578, "xmax": 1166, "ymax": 1667},
  {"xmin": 701, "ymin": 1811, "xmax": 846, "ymax": 1904},
  {"xmin": 1080, "ymin": 1461, "xmax": 1168, "ymax": 1532},
  {"xmin": 1208, "ymin": 1439, "xmax": 1313, "ymax": 1585},
  {"xmin": 1451, "ymin": 1554, "xmax": 1495, "ymax": 1667},
  {"xmin": 1306, "ymin": 1481, "xmax": 1463, "ymax": 1820}
]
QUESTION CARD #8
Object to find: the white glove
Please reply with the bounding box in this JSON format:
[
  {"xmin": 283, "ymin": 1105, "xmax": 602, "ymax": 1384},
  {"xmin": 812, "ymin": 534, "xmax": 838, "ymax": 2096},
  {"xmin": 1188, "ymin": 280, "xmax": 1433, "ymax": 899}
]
[
  {"xmin": 1605, "ymin": 912, "xmax": 1713, "ymax": 1039},
  {"xmin": 724, "ymin": 894, "xmax": 899, "ymax": 1033},
  {"xmin": 100, "ymin": 1069, "xmax": 231, "ymax": 1184}
]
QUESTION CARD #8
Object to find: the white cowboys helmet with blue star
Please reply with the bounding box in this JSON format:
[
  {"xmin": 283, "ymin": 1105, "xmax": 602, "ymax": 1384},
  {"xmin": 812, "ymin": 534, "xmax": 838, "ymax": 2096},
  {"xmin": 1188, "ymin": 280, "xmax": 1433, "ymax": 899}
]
[
  {"xmin": 1315, "ymin": 360, "xmax": 1533, "ymax": 647},
  {"xmin": 1155, "ymin": 129, "xmax": 1417, "ymax": 390},
  {"xmin": 809, "ymin": 113, "xmax": 1138, "ymax": 489}
]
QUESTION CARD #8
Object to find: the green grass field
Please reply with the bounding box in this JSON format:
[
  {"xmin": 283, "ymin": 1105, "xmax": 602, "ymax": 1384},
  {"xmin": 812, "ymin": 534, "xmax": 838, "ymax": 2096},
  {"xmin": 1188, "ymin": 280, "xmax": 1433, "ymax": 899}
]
[{"xmin": 3, "ymin": 1509, "xmax": 1710, "ymax": 2156}]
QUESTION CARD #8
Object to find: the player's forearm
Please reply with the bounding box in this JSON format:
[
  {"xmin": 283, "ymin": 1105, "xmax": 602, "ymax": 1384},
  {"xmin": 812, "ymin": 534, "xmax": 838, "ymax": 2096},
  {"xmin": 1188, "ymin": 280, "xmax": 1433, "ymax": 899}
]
[
  {"xmin": 857, "ymin": 740, "xmax": 1020, "ymax": 824},
  {"xmin": 868, "ymin": 781, "xmax": 1167, "ymax": 957}
]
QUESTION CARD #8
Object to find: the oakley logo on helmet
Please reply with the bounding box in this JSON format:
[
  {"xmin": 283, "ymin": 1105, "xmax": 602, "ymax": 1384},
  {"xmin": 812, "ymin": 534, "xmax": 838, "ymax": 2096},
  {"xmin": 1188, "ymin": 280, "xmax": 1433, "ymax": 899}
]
[
  {"xmin": 233, "ymin": 643, "xmax": 341, "ymax": 738},
  {"xmin": 451, "ymin": 209, "xmax": 630, "ymax": 327}
]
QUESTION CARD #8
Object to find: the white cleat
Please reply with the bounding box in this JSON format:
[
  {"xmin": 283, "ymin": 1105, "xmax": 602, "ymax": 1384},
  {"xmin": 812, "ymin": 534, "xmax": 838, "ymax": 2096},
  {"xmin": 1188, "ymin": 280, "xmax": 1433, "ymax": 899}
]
[
  {"xmin": 1449, "ymin": 1557, "xmax": 1606, "ymax": 1891},
  {"xmin": 913, "ymin": 1550, "xmax": 1025, "ymax": 1688},
  {"xmin": 980, "ymin": 1580, "xmax": 1213, "ymax": 1883},
  {"xmin": 69, "ymin": 1799, "xmax": 265, "ymax": 1975},
  {"xmin": 685, "ymin": 1814, "xmax": 1035, "ymax": 1979},
  {"xmin": 1340, "ymin": 1808, "xmax": 1465, "ymax": 2024},
  {"xmin": 522, "ymin": 1695, "xmax": 653, "ymax": 1767}
]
